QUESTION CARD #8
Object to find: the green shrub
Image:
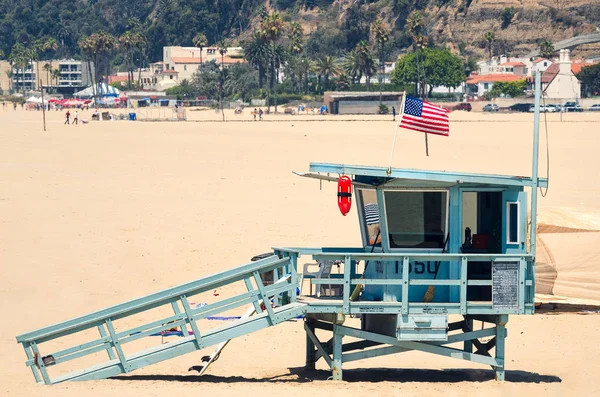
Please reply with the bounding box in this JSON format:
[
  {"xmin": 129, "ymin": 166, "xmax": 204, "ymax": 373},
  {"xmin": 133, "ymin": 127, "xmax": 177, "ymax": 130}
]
[{"xmin": 378, "ymin": 104, "xmax": 390, "ymax": 114}]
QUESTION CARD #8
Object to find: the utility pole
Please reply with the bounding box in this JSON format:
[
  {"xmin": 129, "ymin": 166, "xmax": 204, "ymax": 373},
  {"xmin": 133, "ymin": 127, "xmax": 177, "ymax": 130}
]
[{"xmin": 530, "ymin": 70, "xmax": 541, "ymax": 256}]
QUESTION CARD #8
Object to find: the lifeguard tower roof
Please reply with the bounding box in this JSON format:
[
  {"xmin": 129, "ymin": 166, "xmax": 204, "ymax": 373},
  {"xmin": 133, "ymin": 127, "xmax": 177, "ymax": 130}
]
[{"xmin": 297, "ymin": 162, "xmax": 548, "ymax": 188}]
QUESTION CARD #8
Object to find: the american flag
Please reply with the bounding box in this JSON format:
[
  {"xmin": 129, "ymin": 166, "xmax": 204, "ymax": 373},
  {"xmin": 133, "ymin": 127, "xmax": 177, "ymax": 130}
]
[{"xmin": 399, "ymin": 96, "xmax": 450, "ymax": 136}]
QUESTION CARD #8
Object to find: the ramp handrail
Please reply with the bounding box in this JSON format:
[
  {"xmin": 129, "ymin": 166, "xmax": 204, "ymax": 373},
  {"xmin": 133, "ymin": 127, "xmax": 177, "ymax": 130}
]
[
  {"xmin": 17, "ymin": 254, "xmax": 292, "ymax": 343},
  {"xmin": 16, "ymin": 253, "xmax": 303, "ymax": 384}
]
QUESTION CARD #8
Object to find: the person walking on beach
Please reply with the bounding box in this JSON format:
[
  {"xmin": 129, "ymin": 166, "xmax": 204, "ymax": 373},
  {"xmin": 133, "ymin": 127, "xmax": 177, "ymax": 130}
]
[
  {"xmin": 392, "ymin": 106, "xmax": 396, "ymax": 121},
  {"xmin": 258, "ymin": 108, "xmax": 263, "ymax": 121},
  {"xmin": 252, "ymin": 108, "xmax": 257, "ymax": 121},
  {"xmin": 64, "ymin": 110, "xmax": 71, "ymax": 125},
  {"xmin": 73, "ymin": 110, "xmax": 79, "ymax": 125}
]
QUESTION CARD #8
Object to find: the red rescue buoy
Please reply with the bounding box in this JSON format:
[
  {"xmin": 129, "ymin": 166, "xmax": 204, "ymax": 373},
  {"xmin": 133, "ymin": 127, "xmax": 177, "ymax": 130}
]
[{"xmin": 337, "ymin": 176, "xmax": 352, "ymax": 216}]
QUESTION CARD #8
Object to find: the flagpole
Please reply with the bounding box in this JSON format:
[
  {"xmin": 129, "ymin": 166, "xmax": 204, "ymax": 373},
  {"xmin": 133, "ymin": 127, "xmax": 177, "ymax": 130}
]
[
  {"xmin": 387, "ymin": 92, "xmax": 407, "ymax": 174},
  {"xmin": 424, "ymin": 131, "xmax": 429, "ymax": 157}
]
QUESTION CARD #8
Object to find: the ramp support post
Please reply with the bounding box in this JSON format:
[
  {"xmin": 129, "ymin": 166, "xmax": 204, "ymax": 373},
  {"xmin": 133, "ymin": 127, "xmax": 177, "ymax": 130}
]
[{"xmin": 332, "ymin": 325, "xmax": 343, "ymax": 380}]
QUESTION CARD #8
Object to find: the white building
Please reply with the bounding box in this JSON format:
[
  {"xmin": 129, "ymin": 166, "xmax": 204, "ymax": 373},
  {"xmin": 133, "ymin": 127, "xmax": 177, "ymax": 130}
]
[
  {"xmin": 163, "ymin": 46, "xmax": 245, "ymax": 81},
  {"xmin": 0, "ymin": 59, "xmax": 93, "ymax": 93},
  {"xmin": 465, "ymin": 74, "xmax": 525, "ymax": 97},
  {"xmin": 541, "ymin": 49, "xmax": 581, "ymax": 100}
]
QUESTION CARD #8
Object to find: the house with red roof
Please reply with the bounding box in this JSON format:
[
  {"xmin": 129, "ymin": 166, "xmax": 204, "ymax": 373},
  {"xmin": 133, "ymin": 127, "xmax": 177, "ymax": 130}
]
[{"xmin": 465, "ymin": 73, "xmax": 526, "ymax": 97}]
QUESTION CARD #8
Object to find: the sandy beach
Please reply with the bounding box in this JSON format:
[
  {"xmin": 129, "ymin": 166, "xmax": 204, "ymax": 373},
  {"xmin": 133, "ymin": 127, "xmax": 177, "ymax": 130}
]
[{"xmin": 1, "ymin": 107, "xmax": 600, "ymax": 396}]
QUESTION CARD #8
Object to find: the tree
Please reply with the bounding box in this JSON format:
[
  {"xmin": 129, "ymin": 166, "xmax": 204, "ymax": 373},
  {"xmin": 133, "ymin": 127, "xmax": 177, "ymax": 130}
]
[
  {"xmin": 336, "ymin": 74, "xmax": 350, "ymax": 91},
  {"xmin": 484, "ymin": 31, "xmax": 495, "ymax": 60},
  {"xmin": 43, "ymin": 63, "xmax": 52, "ymax": 90},
  {"xmin": 342, "ymin": 50, "xmax": 362, "ymax": 84},
  {"xmin": 485, "ymin": 79, "xmax": 526, "ymax": 98},
  {"xmin": 501, "ymin": 7, "xmax": 516, "ymax": 29},
  {"xmin": 243, "ymin": 32, "xmax": 272, "ymax": 93},
  {"xmin": 538, "ymin": 39, "xmax": 555, "ymax": 58},
  {"xmin": 406, "ymin": 11, "xmax": 426, "ymax": 51},
  {"xmin": 217, "ymin": 40, "xmax": 229, "ymax": 120},
  {"xmin": 371, "ymin": 17, "xmax": 390, "ymax": 105},
  {"xmin": 193, "ymin": 33, "xmax": 208, "ymax": 70},
  {"xmin": 51, "ymin": 68, "xmax": 61, "ymax": 88},
  {"xmin": 312, "ymin": 56, "xmax": 340, "ymax": 94},
  {"xmin": 261, "ymin": 12, "xmax": 286, "ymax": 112},
  {"xmin": 391, "ymin": 48, "xmax": 465, "ymax": 97},
  {"xmin": 355, "ymin": 41, "xmax": 376, "ymax": 91},
  {"xmin": 225, "ymin": 63, "xmax": 259, "ymax": 101},
  {"xmin": 8, "ymin": 43, "xmax": 29, "ymax": 93},
  {"xmin": 577, "ymin": 63, "xmax": 600, "ymax": 97}
]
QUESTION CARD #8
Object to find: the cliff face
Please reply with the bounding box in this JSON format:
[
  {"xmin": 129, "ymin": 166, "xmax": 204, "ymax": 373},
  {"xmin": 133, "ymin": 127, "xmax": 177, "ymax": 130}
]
[{"xmin": 428, "ymin": 0, "xmax": 600, "ymax": 58}]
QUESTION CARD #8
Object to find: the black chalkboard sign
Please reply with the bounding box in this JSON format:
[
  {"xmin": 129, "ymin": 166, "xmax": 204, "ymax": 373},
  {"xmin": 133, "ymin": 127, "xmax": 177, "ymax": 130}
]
[{"xmin": 492, "ymin": 262, "xmax": 519, "ymax": 309}]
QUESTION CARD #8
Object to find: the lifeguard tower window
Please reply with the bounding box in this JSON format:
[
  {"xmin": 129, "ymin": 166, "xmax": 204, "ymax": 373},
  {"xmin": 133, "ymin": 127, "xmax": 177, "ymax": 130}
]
[
  {"xmin": 359, "ymin": 189, "xmax": 382, "ymax": 247},
  {"xmin": 384, "ymin": 191, "xmax": 447, "ymax": 249},
  {"xmin": 507, "ymin": 202, "xmax": 519, "ymax": 244}
]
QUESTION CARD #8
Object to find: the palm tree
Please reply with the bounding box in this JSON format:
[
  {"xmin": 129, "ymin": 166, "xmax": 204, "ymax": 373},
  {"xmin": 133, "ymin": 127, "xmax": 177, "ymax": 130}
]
[
  {"xmin": 78, "ymin": 36, "xmax": 98, "ymax": 100},
  {"xmin": 261, "ymin": 12, "xmax": 285, "ymax": 112},
  {"xmin": 371, "ymin": 17, "xmax": 390, "ymax": 105},
  {"xmin": 406, "ymin": 11, "xmax": 425, "ymax": 51},
  {"xmin": 342, "ymin": 50, "xmax": 362, "ymax": 84},
  {"xmin": 538, "ymin": 39, "xmax": 555, "ymax": 58},
  {"xmin": 9, "ymin": 43, "xmax": 29, "ymax": 93},
  {"xmin": 217, "ymin": 39, "xmax": 229, "ymax": 120},
  {"xmin": 297, "ymin": 56, "xmax": 311, "ymax": 94},
  {"xmin": 313, "ymin": 56, "xmax": 340, "ymax": 94},
  {"xmin": 484, "ymin": 31, "xmax": 495, "ymax": 61},
  {"xmin": 51, "ymin": 68, "xmax": 61, "ymax": 88},
  {"xmin": 119, "ymin": 32, "xmax": 135, "ymax": 87},
  {"xmin": 355, "ymin": 41, "xmax": 376, "ymax": 91},
  {"xmin": 193, "ymin": 33, "xmax": 208, "ymax": 70},
  {"xmin": 244, "ymin": 32, "xmax": 272, "ymax": 91},
  {"xmin": 43, "ymin": 63, "xmax": 52, "ymax": 90}
]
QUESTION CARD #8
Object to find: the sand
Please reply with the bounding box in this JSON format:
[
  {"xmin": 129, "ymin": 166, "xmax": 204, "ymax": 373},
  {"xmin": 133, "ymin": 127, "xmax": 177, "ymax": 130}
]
[{"xmin": 1, "ymin": 106, "xmax": 600, "ymax": 396}]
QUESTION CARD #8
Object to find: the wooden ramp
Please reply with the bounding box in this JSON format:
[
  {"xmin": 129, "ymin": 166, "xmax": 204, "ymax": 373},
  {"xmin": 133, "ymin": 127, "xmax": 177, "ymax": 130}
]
[{"xmin": 16, "ymin": 254, "xmax": 304, "ymax": 384}]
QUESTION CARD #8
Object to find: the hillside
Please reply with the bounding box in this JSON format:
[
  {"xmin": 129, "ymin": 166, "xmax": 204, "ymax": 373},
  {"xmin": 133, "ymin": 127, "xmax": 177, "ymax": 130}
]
[{"xmin": 0, "ymin": 0, "xmax": 599, "ymax": 64}]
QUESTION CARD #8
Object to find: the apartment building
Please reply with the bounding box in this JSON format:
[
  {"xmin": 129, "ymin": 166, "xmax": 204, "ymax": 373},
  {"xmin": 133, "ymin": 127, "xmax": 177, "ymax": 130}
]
[{"xmin": 0, "ymin": 59, "xmax": 94, "ymax": 93}]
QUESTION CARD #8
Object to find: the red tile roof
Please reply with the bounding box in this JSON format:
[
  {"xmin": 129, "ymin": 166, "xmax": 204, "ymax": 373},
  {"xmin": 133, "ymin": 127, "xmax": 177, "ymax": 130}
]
[
  {"xmin": 541, "ymin": 61, "xmax": 597, "ymax": 84},
  {"xmin": 162, "ymin": 69, "xmax": 178, "ymax": 73},
  {"xmin": 500, "ymin": 62, "xmax": 526, "ymax": 67},
  {"xmin": 107, "ymin": 75, "xmax": 129, "ymax": 83},
  {"xmin": 466, "ymin": 74, "xmax": 525, "ymax": 84},
  {"xmin": 532, "ymin": 58, "xmax": 550, "ymax": 64}
]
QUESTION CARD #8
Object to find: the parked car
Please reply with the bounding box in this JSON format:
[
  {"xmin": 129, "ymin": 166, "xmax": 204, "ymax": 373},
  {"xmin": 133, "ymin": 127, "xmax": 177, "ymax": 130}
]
[
  {"xmin": 509, "ymin": 103, "xmax": 534, "ymax": 112},
  {"xmin": 482, "ymin": 103, "xmax": 499, "ymax": 112},
  {"xmin": 455, "ymin": 102, "xmax": 472, "ymax": 112},
  {"xmin": 563, "ymin": 102, "xmax": 583, "ymax": 112},
  {"xmin": 546, "ymin": 104, "xmax": 561, "ymax": 112},
  {"xmin": 529, "ymin": 105, "xmax": 556, "ymax": 113},
  {"xmin": 589, "ymin": 104, "xmax": 600, "ymax": 111}
]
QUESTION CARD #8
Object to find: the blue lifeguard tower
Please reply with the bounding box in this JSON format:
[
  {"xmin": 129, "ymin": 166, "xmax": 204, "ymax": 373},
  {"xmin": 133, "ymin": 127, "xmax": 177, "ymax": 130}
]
[{"xmin": 15, "ymin": 73, "xmax": 548, "ymax": 386}]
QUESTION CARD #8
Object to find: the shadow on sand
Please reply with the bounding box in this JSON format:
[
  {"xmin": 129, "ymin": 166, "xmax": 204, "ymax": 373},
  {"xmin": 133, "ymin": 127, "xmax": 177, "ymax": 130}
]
[{"xmin": 112, "ymin": 367, "xmax": 561, "ymax": 384}]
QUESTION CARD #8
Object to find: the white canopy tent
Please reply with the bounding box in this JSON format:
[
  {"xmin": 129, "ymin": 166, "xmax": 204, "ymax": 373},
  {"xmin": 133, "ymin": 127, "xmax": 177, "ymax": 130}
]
[
  {"xmin": 25, "ymin": 96, "xmax": 47, "ymax": 104},
  {"xmin": 73, "ymin": 83, "xmax": 121, "ymax": 99}
]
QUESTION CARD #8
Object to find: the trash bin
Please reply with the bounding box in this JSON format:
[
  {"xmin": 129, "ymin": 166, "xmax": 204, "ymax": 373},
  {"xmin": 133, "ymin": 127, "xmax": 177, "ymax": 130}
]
[{"xmin": 129, "ymin": 113, "xmax": 136, "ymax": 121}]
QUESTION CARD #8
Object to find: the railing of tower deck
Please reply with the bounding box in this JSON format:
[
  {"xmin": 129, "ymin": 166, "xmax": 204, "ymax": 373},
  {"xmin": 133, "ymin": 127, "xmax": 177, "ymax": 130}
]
[
  {"xmin": 15, "ymin": 253, "xmax": 302, "ymax": 385},
  {"xmin": 274, "ymin": 248, "xmax": 535, "ymax": 316}
]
